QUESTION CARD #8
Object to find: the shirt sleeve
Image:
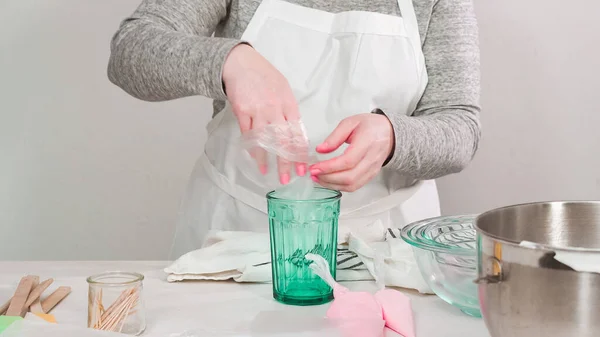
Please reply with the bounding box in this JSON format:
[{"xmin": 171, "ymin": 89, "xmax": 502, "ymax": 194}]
[
  {"xmin": 107, "ymin": 0, "xmax": 242, "ymax": 102},
  {"xmin": 385, "ymin": 0, "xmax": 482, "ymax": 179}
]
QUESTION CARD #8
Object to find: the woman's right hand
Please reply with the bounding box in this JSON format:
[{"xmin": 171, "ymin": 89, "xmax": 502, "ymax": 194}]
[{"xmin": 222, "ymin": 44, "xmax": 304, "ymax": 184}]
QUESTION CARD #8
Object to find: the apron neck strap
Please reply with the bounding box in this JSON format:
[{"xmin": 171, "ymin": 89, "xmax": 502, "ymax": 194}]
[
  {"xmin": 396, "ymin": 0, "xmax": 427, "ymax": 114},
  {"xmin": 396, "ymin": 0, "xmax": 422, "ymax": 52}
]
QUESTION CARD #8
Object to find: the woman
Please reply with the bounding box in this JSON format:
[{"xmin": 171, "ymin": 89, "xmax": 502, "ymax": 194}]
[{"xmin": 108, "ymin": 0, "xmax": 480, "ymax": 258}]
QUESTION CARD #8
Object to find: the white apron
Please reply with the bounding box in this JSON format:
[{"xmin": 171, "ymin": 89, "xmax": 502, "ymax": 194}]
[{"xmin": 170, "ymin": 0, "xmax": 441, "ymax": 259}]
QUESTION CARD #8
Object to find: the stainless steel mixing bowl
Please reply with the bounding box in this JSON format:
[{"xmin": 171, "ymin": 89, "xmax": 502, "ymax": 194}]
[{"xmin": 475, "ymin": 201, "xmax": 600, "ymax": 337}]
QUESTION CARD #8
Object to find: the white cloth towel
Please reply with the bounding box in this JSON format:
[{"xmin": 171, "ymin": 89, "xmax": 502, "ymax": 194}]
[
  {"xmin": 165, "ymin": 221, "xmax": 432, "ymax": 293},
  {"xmin": 164, "ymin": 231, "xmax": 371, "ymax": 282}
]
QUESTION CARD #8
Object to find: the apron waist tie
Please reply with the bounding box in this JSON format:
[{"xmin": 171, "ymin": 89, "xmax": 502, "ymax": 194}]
[{"xmin": 199, "ymin": 153, "xmax": 425, "ymax": 220}]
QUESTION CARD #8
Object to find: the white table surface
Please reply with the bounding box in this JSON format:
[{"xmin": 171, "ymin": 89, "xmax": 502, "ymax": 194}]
[{"xmin": 0, "ymin": 261, "xmax": 489, "ymax": 337}]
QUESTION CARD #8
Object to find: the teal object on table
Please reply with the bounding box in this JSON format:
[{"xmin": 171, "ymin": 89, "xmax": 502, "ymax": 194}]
[{"xmin": 267, "ymin": 188, "xmax": 341, "ymax": 306}]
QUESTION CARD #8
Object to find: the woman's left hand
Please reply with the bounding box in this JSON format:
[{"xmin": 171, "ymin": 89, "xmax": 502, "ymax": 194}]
[{"xmin": 309, "ymin": 113, "xmax": 395, "ymax": 192}]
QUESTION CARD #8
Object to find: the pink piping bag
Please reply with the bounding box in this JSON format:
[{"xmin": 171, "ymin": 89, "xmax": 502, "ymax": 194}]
[{"xmin": 306, "ymin": 253, "xmax": 416, "ymax": 337}]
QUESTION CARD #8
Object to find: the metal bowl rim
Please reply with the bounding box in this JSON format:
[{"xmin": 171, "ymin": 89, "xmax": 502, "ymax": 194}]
[{"xmin": 475, "ymin": 200, "xmax": 600, "ymax": 253}]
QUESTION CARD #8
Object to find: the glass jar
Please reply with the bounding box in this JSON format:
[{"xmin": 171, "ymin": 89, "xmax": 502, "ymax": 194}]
[
  {"xmin": 267, "ymin": 187, "xmax": 341, "ymax": 306},
  {"xmin": 87, "ymin": 272, "xmax": 146, "ymax": 335}
]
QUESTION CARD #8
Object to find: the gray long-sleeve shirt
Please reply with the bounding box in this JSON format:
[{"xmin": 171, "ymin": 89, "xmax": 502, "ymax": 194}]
[{"xmin": 107, "ymin": 0, "xmax": 481, "ymax": 180}]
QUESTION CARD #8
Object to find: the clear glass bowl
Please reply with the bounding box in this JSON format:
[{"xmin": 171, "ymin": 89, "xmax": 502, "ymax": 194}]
[{"xmin": 401, "ymin": 215, "xmax": 480, "ymax": 317}]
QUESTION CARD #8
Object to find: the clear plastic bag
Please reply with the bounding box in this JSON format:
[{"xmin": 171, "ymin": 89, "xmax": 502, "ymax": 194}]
[
  {"xmin": 239, "ymin": 120, "xmax": 314, "ymax": 164},
  {"xmin": 236, "ymin": 121, "xmax": 317, "ymax": 200}
]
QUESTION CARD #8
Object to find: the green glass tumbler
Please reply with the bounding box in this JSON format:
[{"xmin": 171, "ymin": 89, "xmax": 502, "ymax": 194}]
[{"xmin": 267, "ymin": 188, "xmax": 341, "ymax": 306}]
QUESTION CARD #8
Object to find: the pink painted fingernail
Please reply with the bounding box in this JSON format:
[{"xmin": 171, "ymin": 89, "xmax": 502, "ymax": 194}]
[
  {"xmin": 259, "ymin": 165, "xmax": 268, "ymax": 175},
  {"xmin": 297, "ymin": 164, "xmax": 306, "ymax": 176},
  {"xmin": 316, "ymin": 143, "xmax": 330, "ymax": 153},
  {"xmin": 311, "ymin": 176, "xmax": 319, "ymax": 183},
  {"xmin": 280, "ymin": 173, "xmax": 290, "ymax": 185},
  {"xmin": 310, "ymin": 169, "xmax": 322, "ymax": 176}
]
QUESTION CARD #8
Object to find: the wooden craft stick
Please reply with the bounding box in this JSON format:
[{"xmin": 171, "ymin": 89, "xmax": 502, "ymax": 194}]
[
  {"xmin": 19, "ymin": 277, "xmax": 40, "ymax": 316},
  {"xmin": 30, "ymin": 298, "xmax": 43, "ymax": 314},
  {"xmin": 99, "ymin": 288, "xmax": 131, "ymax": 322},
  {"xmin": 97, "ymin": 288, "xmax": 138, "ymax": 331},
  {"xmin": 100, "ymin": 293, "xmax": 132, "ymax": 330},
  {"xmin": 118, "ymin": 294, "xmax": 137, "ymax": 332},
  {"xmin": 98, "ymin": 290, "xmax": 105, "ymax": 327},
  {"xmin": 0, "ymin": 297, "xmax": 12, "ymax": 315},
  {"xmin": 116, "ymin": 294, "xmax": 137, "ymax": 331},
  {"xmin": 28, "ymin": 277, "xmax": 39, "ymax": 295},
  {"xmin": 104, "ymin": 298, "xmax": 129, "ymax": 331},
  {"xmin": 91, "ymin": 287, "xmax": 141, "ymax": 331},
  {"xmin": 103, "ymin": 291, "xmax": 137, "ymax": 331},
  {"xmin": 6, "ymin": 276, "xmax": 37, "ymax": 317},
  {"xmin": 25, "ymin": 278, "xmax": 54, "ymax": 308},
  {"xmin": 41, "ymin": 286, "xmax": 71, "ymax": 313},
  {"xmin": 95, "ymin": 291, "xmax": 103, "ymax": 328},
  {"xmin": 90, "ymin": 289, "xmax": 104, "ymax": 328}
]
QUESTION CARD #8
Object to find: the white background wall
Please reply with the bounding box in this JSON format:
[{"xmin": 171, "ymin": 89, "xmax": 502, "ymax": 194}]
[{"xmin": 1, "ymin": 0, "xmax": 599, "ymax": 260}]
